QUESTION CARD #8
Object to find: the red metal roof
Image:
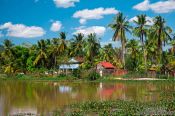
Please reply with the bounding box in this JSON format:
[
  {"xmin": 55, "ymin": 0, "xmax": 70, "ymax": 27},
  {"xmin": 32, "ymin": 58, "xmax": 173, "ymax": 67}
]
[{"xmin": 99, "ymin": 61, "xmax": 115, "ymax": 69}]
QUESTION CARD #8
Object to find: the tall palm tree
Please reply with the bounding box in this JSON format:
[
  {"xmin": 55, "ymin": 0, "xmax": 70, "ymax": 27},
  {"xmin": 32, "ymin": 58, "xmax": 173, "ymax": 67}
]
[
  {"xmin": 133, "ymin": 15, "xmax": 148, "ymax": 47},
  {"xmin": 150, "ymin": 16, "xmax": 172, "ymax": 64},
  {"xmin": 133, "ymin": 14, "xmax": 149, "ymax": 70},
  {"xmin": 109, "ymin": 12, "xmax": 132, "ymax": 68}
]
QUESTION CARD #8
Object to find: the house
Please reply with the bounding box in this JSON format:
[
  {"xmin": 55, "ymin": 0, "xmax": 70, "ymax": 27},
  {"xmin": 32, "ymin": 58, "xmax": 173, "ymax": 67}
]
[
  {"xmin": 59, "ymin": 58, "xmax": 81, "ymax": 74},
  {"xmin": 96, "ymin": 61, "xmax": 116, "ymax": 76}
]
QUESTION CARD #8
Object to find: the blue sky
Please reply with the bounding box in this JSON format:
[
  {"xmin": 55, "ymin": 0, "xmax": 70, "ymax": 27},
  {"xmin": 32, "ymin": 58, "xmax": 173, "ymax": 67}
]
[{"xmin": 0, "ymin": 0, "xmax": 175, "ymax": 46}]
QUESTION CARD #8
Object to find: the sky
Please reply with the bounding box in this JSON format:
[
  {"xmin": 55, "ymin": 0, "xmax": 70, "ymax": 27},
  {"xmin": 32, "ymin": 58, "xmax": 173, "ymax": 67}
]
[{"xmin": 0, "ymin": 0, "xmax": 175, "ymax": 47}]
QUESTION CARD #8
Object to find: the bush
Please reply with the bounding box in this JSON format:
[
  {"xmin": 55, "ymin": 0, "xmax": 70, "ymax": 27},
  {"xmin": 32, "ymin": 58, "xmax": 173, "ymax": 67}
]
[
  {"xmin": 72, "ymin": 69, "xmax": 81, "ymax": 78},
  {"xmin": 57, "ymin": 74, "xmax": 67, "ymax": 78},
  {"xmin": 88, "ymin": 71, "xmax": 100, "ymax": 81}
]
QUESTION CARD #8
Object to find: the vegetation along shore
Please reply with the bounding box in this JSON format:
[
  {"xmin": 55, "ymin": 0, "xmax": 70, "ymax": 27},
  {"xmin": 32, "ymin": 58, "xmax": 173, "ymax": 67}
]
[{"xmin": 1, "ymin": 13, "xmax": 175, "ymax": 80}]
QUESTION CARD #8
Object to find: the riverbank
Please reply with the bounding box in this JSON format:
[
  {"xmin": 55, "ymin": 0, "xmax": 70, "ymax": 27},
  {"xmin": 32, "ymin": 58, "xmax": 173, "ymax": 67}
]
[{"xmin": 0, "ymin": 73, "xmax": 174, "ymax": 82}]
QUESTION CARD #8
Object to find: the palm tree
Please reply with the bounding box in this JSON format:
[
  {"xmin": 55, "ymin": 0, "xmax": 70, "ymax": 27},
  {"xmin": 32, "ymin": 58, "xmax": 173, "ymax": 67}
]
[
  {"xmin": 33, "ymin": 39, "xmax": 48, "ymax": 68},
  {"xmin": 170, "ymin": 34, "xmax": 175, "ymax": 55},
  {"xmin": 14, "ymin": 46, "xmax": 29, "ymax": 73},
  {"xmin": 58, "ymin": 32, "xmax": 67, "ymax": 54},
  {"xmin": 109, "ymin": 12, "xmax": 132, "ymax": 68},
  {"xmin": 70, "ymin": 33, "xmax": 84, "ymax": 57},
  {"xmin": 133, "ymin": 14, "xmax": 149, "ymax": 70},
  {"xmin": 2, "ymin": 39, "xmax": 14, "ymax": 58},
  {"xmin": 150, "ymin": 16, "xmax": 172, "ymax": 64},
  {"xmin": 1, "ymin": 39, "xmax": 17, "ymax": 74},
  {"xmin": 126, "ymin": 39, "xmax": 140, "ymax": 70},
  {"xmin": 146, "ymin": 38, "xmax": 157, "ymax": 65},
  {"xmin": 100, "ymin": 44, "xmax": 115, "ymax": 62},
  {"xmin": 85, "ymin": 33, "xmax": 101, "ymax": 66}
]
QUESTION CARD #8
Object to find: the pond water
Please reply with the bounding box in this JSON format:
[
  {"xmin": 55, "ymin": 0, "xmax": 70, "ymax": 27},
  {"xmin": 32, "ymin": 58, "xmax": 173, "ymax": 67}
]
[{"xmin": 0, "ymin": 81, "xmax": 174, "ymax": 115}]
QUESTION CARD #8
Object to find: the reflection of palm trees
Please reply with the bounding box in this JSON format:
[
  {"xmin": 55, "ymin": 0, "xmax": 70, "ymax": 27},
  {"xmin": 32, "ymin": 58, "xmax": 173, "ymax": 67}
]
[{"xmin": 0, "ymin": 81, "xmax": 174, "ymax": 114}]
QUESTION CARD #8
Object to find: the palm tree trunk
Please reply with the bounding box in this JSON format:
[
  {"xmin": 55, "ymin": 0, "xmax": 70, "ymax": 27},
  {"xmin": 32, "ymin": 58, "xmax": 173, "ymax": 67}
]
[
  {"xmin": 141, "ymin": 33, "xmax": 147, "ymax": 72},
  {"xmin": 144, "ymin": 48, "xmax": 147, "ymax": 71},
  {"xmin": 121, "ymin": 40, "xmax": 125, "ymax": 69},
  {"xmin": 54, "ymin": 56, "xmax": 57, "ymax": 69},
  {"xmin": 158, "ymin": 30, "xmax": 162, "ymax": 64}
]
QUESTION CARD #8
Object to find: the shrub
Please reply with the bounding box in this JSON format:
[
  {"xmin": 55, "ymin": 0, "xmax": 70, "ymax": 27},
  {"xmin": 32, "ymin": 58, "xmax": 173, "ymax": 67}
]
[
  {"xmin": 88, "ymin": 71, "xmax": 100, "ymax": 81},
  {"xmin": 72, "ymin": 69, "xmax": 81, "ymax": 78}
]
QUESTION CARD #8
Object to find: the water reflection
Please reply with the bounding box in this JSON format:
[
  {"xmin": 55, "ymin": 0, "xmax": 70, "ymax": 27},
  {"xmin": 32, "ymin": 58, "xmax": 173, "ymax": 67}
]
[{"xmin": 0, "ymin": 81, "xmax": 174, "ymax": 115}]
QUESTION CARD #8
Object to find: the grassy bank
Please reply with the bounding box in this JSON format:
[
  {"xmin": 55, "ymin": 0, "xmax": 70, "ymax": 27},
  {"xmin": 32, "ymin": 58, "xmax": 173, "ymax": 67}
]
[{"xmin": 0, "ymin": 73, "xmax": 175, "ymax": 83}]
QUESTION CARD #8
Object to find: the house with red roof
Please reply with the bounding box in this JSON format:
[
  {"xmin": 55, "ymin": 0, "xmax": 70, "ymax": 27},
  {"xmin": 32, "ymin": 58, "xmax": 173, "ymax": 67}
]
[{"xmin": 96, "ymin": 61, "xmax": 116, "ymax": 76}]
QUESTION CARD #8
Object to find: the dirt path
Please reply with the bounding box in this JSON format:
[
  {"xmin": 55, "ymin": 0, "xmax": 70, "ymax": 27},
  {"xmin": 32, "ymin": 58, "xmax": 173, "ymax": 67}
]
[{"xmin": 114, "ymin": 78, "xmax": 167, "ymax": 81}]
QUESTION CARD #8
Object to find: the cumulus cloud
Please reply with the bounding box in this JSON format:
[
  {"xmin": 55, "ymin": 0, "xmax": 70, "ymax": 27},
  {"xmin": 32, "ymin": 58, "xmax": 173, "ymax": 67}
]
[
  {"xmin": 0, "ymin": 22, "xmax": 45, "ymax": 38},
  {"xmin": 73, "ymin": 7, "xmax": 118, "ymax": 24},
  {"xmin": 50, "ymin": 21, "xmax": 62, "ymax": 32},
  {"xmin": 73, "ymin": 26, "xmax": 106, "ymax": 36},
  {"xmin": 133, "ymin": 0, "xmax": 175, "ymax": 13},
  {"xmin": 53, "ymin": 0, "xmax": 79, "ymax": 8},
  {"xmin": 133, "ymin": 0, "xmax": 150, "ymax": 11},
  {"xmin": 129, "ymin": 16, "xmax": 154, "ymax": 25}
]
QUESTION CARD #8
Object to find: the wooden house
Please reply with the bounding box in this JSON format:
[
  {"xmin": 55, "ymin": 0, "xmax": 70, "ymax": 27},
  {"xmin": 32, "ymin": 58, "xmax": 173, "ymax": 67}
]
[{"xmin": 96, "ymin": 61, "xmax": 116, "ymax": 76}]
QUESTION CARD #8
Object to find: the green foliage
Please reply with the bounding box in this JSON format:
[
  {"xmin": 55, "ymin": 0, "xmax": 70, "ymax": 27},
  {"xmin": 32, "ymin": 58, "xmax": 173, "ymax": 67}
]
[
  {"xmin": 0, "ymin": 14, "xmax": 174, "ymax": 77},
  {"xmin": 72, "ymin": 69, "xmax": 81, "ymax": 78},
  {"xmin": 88, "ymin": 71, "xmax": 100, "ymax": 80}
]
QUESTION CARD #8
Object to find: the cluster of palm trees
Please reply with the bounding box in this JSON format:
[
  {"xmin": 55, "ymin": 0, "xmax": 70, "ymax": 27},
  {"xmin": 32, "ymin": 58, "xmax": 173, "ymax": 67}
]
[
  {"xmin": 0, "ymin": 12, "xmax": 175, "ymax": 75},
  {"xmin": 0, "ymin": 32, "xmax": 108, "ymax": 74},
  {"xmin": 110, "ymin": 13, "xmax": 174, "ymax": 72}
]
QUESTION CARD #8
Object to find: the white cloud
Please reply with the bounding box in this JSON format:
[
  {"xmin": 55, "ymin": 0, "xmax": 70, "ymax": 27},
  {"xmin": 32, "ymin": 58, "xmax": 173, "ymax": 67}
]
[
  {"xmin": 0, "ymin": 22, "xmax": 45, "ymax": 38},
  {"xmin": 133, "ymin": 0, "xmax": 175, "ymax": 13},
  {"xmin": 50, "ymin": 21, "xmax": 62, "ymax": 32},
  {"xmin": 73, "ymin": 26, "xmax": 106, "ymax": 36},
  {"xmin": 53, "ymin": 0, "xmax": 79, "ymax": 8},
  {"xmin": 129, "ymin": 16, "xmax": 154, "ymax": 25},
  {"xmin": 100, "ymin": 39, "xmax": 121, "ymax": 47},
  {"xmin": 133, "ymin": 0, "xmax": 150, "ymax": 11},
  {"xmin": 73, "ymin": 7, "xmax": 118, "ymax": 24}
]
